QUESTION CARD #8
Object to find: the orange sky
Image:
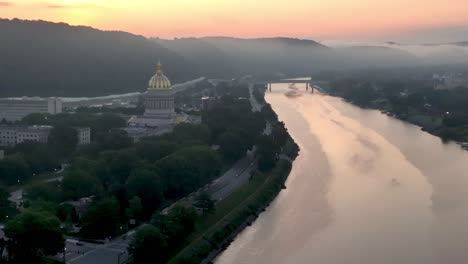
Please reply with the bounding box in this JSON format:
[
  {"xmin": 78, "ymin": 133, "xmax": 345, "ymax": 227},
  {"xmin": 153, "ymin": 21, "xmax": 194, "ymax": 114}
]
[{"xmin": 1, "ymin": 0, "xmax": 468, "ymax": 40}]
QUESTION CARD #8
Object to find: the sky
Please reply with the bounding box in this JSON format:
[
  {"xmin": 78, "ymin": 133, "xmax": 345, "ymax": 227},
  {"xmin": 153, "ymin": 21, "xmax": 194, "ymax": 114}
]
[{"xmin": 1, "ymin": 0, "xmax": 468, "ymax": 42}]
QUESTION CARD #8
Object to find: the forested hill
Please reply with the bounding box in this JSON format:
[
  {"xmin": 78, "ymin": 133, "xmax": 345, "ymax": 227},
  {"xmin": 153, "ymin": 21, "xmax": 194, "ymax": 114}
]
[
  {"xmin": 0, "ymin": 19, "xmax": 417, "ymax": 97},
  {"xmin": 153, "ymin": 37, "xmax": 336, "ymax": 79},
  {"xmin": 0, "ymin": 19, "xmax": 197, "ymax": 97}
]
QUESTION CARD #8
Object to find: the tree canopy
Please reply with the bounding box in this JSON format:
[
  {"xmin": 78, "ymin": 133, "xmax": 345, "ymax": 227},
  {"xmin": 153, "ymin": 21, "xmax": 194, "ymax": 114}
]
[{"xmin": 5, "ymin": 210, "xmax": 64, "ymax": 262}]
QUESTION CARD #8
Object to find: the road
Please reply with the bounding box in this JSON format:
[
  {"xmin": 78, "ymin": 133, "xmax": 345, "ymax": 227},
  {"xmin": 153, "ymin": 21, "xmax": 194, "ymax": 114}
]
[
  {"xmin": 206, "ymin": 154, "xmax": 257, "ymax": 202},
  {"xmin": 39, "ymin": 83, "xmax": 262, "ymax": 263},
  {"xmin": 63, "ymin": 153, "xmax": 257, "ymax": 264},
  {"xmin": 248, "ymin": 84, "xmax": 263, "ymax": 112},
  {"xmin": 64, "ymin": 234, "xmax": 133, "ymax": 264}
]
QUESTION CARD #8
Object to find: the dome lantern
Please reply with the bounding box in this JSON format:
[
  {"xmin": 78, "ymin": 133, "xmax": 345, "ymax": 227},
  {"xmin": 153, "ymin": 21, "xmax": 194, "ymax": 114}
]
[{"xmin": 148, "ymin": 61, "xmax": 171, "ymax": 89}]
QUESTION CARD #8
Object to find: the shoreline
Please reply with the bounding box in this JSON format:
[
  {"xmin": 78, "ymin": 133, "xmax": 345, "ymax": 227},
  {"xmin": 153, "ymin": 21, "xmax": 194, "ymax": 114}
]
[
  {"xmin": 332, "ymin": 95, "xmax": 468, "ymax": 151},
  {"xmin": 201, "ymin": 159, "xmax": 295, "ymax": 264},
  {"xmin": 168, "ymin": 86, "xmax": 299, "ymax": 264}
]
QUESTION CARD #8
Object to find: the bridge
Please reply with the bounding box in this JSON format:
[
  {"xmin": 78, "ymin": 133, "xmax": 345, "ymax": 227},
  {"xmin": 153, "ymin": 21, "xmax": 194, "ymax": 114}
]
[{"xmin": 255, "ymin": 78, "xmax": 330, "ymax": 93}]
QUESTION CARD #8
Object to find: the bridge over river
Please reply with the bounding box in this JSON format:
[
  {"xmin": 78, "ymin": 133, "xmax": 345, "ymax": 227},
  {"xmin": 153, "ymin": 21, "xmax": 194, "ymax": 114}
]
[{"xmin": 255, "ymin": 78, "xmax": 329, "ymax": 92}]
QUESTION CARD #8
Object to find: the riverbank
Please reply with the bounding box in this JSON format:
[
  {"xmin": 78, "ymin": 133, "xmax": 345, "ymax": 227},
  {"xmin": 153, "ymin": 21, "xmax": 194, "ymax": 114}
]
[
  {"xmin": 167, "ymin": 89, "xmax": 299, "ymax": 264},
  {"xmin": 326, "ymin": 77, "xmax": 468, "ymax": 150},
  {"xmin": 329, "ymin": 95, "xmax": 468, "ymax": 151},
  {"xmin": 168, "ymin": 154, "xmax": 297, "ymax": 264},
  {"xmin": 213, "ymin": 86, "xmax": 468, "ymax": 264}
]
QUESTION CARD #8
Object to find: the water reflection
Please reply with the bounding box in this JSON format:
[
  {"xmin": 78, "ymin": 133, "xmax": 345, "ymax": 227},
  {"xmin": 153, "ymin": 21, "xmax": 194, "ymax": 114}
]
[{"xmin": 215, "ymin": 84, "xmax": 468, "ymax": 264}]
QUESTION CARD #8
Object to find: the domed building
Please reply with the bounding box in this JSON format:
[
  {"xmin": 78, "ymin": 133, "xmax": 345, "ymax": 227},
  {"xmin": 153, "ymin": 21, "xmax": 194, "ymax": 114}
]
[{"xmin": 128, "ymin": 62, "xmax": 176, "ymax": 127}]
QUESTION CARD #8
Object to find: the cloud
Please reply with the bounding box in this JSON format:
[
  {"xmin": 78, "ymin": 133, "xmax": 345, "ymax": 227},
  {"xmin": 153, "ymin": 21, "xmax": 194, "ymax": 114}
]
[
  {"xmin": 47, "ymin": 4, "xmax": 66, "ymax": 9},
  {"xmin": 0, "ymin": 1, "xmax": 13, "ymax": 6},
  {"xmin": 41, "ymin": 2, "xmax": 107, "ymax": 10}
]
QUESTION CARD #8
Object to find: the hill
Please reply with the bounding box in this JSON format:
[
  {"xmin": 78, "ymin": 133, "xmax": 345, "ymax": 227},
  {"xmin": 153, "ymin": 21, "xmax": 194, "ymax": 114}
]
[
  {"xmin": 0, "ymin": 19, "xmax": 420, "ymax": 97},
  {"xmin": 0, "ymin": 19, "xmax": 194, "ymax": 97}
]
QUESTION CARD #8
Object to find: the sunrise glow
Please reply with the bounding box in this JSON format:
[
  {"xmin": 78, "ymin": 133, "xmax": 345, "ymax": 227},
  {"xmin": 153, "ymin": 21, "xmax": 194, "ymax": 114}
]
[{"xmin": 1, "ymin": 0, "xmax": 468, "ymax": 39}]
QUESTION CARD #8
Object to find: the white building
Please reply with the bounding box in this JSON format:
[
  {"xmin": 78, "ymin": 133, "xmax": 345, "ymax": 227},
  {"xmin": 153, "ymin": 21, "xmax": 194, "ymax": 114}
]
[
  {"xmin": 75, "ymin": 127, "xmax": 91, "ymax": 145},
  {"xmin": 0, "ymin": 125, "xmax": 90, "ymax": 146},
  {"xmin": 0, "ymin": 97, "xmax": 62, "ymax": 122},
  {"xmin": 16, "ymin": 126, "xmax": 52, "ymax": 144},
  {"xmin": 0, "ymin": 125, "xmax": 52, "ymax": 146},
  {"xmin": 0, "ymin": 126, "xmax": 19, "ymax": 146}
]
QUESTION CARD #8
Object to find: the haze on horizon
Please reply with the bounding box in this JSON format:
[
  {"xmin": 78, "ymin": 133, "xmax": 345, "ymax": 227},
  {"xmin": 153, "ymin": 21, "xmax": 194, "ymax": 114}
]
[{"xmin": 1, "ymin": 0, "xmax": 468, "ymax": 43}]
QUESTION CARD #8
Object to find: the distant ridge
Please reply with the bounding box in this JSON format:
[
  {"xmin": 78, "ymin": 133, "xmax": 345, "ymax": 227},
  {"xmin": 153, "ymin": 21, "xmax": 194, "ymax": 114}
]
[
  {"xmin": 0, "ymin": 18, "xmax": 420, "ymax": 97},
  {"xmin": 385, "ymin": 40, "xmax": 468, "ymax": 47}
]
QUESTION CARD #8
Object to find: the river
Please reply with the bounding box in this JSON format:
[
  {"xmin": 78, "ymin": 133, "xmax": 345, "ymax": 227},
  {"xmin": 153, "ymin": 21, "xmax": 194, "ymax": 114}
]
[{"xmin": 215, "ymin": 83, "xmax": 468, "ymax": 264}]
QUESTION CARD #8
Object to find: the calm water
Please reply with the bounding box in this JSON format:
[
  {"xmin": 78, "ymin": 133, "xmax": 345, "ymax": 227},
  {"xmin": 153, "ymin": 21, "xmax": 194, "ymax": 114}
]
[{"xmin": 215, "ymin": 83, "xmax": 468, "ymax": 264}]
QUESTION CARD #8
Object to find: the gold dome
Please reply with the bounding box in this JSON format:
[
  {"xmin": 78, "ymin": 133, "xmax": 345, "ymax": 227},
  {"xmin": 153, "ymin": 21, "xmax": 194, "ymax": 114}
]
[{"xmin": 148, "ymin": 61, "xmax": 171, "ymax": 89}]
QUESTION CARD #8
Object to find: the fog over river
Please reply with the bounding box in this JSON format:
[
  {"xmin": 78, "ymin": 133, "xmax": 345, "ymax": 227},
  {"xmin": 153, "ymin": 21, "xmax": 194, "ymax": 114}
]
[{"xmin": 215, "ymin": 83, "xmax": 468, "ymax": 264}]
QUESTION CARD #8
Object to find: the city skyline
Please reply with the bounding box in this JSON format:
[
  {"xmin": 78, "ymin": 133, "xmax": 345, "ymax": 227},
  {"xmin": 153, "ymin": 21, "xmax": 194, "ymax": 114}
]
[{"xmin": 1, "ymin": 0, "xmax": 468, "ymax": 42}]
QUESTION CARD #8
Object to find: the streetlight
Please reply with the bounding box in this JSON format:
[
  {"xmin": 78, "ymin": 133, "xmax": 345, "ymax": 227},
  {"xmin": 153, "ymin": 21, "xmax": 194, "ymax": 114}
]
[{"xmin": 63, "ymin": 247, "xmax": 67, "ymax": 263}]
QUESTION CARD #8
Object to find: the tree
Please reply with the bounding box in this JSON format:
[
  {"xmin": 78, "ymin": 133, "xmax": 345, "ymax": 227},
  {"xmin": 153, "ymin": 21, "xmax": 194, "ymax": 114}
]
[
  {"xmin": 25, "ymin": 182, "xmax": 61, "ymax": 202},
  {"xmin": 20, "ymin": 113, "xmax": 51, "ymax": 125},
  {"xmin": 151, "ymin": 205, "xmax": 198, "ymax": 250},
  {"xmin": 0, "ymin": 154, "xmax": 31, "ymax": 186},
  {"xmin": 126, "ymin": 196, "xmax": 143, "ymax": 220},
  {"xmin": 61, "ymin": 170, "xmax": 102, "ymax": 200},
  {"xmin": 125, "ymin": 169, "xmax": 163, "ymax": 217},
  {"xmin": 256, "ymin": 135, "xmax": 278, "ymax": 171},
  {"xmin": 27, "ymin": 200, "xmax": 57, "ymax": 215},
  {"xmin": 48, "ymin": 125, "xmax": 78, "ymax": 157},
  {"xmin": 93, "ymin": 113, "xmax": 128, "ymax": 134},
  {"xmin": 218, "ymin": 131, "xmax": 248, "ymax": 161},
  {"xmin": 97, "ymin": 129, "xmax": 132, "ymax": 150},
  {"xmin": 271, "ymin": 122, "xmax": 288, "ymax": 148},
  {"xmin": 80, "ymin": 197, "xmax": 121, "ymax": 239},
  {"xmin": 129, "ymin": 224, "xmax": 167, "ymax": 264},
  {"xmin": 5, "ymin": 210, "xmax": 64, "ymax": 262},
  {"xmin": 194, "ymin": 192, "xmax": 215, "ymax": 214},
  {"xmin": 135, "ymin": 141, "xmax": 177, "ymax": 162},
  {"xmin": 156, "ymin": 146, "xmax": 221, "ymax": 199},
  {"xmin": 170, "ymin": 123, "xmax": 211, "ymax": 146},
  {"xmin": 0, "ymin": 187, "xmax": 16, "ymax": 221},
  {"xmin": 99, "ymin": 149, "xmax": 138, "ymax": 184},
  {"xmin": 14, "ymin": 142, "xmax": 60, "ymax": 174}
]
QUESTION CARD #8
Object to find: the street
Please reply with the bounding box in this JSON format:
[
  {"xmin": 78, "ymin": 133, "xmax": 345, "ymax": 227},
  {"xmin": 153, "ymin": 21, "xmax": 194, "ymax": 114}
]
[
  {"xmin": 63, "ymin": 233, "xmax": 134, "ymax": 264},
  {"xmin": 62, "ymin": 154, "xmax": 257, "ymax": 264}
]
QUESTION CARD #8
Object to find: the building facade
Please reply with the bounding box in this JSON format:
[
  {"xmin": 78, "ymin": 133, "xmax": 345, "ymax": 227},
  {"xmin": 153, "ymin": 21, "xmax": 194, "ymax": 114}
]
[
  {"xmin": 0, "ymin": 125, "xmax": 91, "ymax": 146},
  {"xmin": 0, "ymin": 126, "xmax": 19, "ymax": 146},
  {"xmin": 0, "ymin": 97, "xmax": 62, "ymax": 122},
  {"xmin": 76, "ymin": 127, "xmax": 91, "ymax": 145},
  {"xmin": 0, "ymin": 125, "xmax": 52, "ymax": 146},
  {"xmin": 16, "ymin": 126, "xmax": 52, "ymax": 144}
]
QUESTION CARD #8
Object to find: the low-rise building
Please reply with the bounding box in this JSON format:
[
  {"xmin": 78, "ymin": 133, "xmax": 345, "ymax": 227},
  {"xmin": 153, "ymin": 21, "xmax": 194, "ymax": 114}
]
[
  {"xmin": 0, "ymin": 125, "xmax": 53, "ymax": 146},
  {"xmin": 0, "ymin": 125, "xmax": 91, "ymax": 146},
  {"xmin": 16, "ymin": 126, "xmax": 52, "ymax": 144},
  {"xmin": 0, "ymin": 126, "xmax": 19, "ymax": 146},
  {"xmin": 0, "ymin": 97, "xmax": 62, "ymax": 122}
]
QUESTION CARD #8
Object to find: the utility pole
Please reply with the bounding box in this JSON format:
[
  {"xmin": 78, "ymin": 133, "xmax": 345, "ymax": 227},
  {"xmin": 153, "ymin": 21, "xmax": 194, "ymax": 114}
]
[{"xmin": 63, "ymin": 246, "xmax": 66, "ymax": 264}]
